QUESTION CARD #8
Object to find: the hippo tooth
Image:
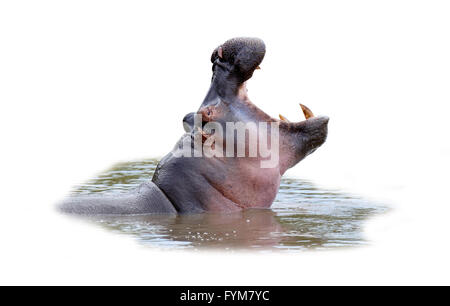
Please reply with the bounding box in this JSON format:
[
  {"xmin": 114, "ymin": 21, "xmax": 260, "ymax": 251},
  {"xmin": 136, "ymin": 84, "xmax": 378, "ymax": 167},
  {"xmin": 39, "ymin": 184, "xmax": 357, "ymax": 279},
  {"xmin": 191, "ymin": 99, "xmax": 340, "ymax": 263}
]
[
  {"xmin": 279, "ymin": 114, "xmax": 290, "ymax": 122},
  {"xmin": 300, "ymin": 103, "xmax": 314, "ymax": 119}
]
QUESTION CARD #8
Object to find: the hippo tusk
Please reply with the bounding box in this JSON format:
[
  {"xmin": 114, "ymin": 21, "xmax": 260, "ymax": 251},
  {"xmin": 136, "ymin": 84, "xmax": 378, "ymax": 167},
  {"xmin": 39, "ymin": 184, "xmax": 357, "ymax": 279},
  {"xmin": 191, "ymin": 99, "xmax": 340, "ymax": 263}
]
[
  {"xmin": 300, "ymin": 103, "xmax": 314, "ymax": 119},
  {"xmin": 279, "ymin": 114, "xmax": 290, "ymax": 122}
]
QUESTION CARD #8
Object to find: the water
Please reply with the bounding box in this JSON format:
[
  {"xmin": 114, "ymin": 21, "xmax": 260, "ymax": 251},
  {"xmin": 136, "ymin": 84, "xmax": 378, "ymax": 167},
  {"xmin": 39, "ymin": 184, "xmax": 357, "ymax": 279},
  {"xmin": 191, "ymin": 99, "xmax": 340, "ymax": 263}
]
[{"xmin": 72, "ymin": 159, "xmax": 387, "ymax": 251}]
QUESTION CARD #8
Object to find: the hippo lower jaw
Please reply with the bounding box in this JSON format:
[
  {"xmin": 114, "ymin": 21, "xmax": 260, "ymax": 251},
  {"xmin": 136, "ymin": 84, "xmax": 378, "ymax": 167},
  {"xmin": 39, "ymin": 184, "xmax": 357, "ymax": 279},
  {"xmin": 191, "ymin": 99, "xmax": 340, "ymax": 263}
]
[
  {"xmin": 278, "ymin": 107, "xmax": 329, "ymax": 174},
  {"xmin": 151, "ymin": 93, "xmax": 329, "ymax": 213}
]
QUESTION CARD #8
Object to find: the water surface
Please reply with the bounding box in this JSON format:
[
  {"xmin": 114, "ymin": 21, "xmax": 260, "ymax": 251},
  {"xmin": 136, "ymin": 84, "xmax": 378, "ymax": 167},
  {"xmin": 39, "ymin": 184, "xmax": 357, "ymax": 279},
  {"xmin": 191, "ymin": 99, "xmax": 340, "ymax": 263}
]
[{"xmin": 72, "ymin": 159, "xmax": 387, "ymax": 251}]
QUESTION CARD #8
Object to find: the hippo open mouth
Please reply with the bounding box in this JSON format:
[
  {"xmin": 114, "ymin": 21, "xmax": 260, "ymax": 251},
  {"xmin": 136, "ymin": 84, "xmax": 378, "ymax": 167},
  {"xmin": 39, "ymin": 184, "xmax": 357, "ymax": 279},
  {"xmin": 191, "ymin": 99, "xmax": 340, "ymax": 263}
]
[
  {"xmin": 60, "ymin": 37, "xmax": 329, "ymax": 215},
  {"xmin": 152, "ymin": 37, "xmax": 329, "ymax": 212}
]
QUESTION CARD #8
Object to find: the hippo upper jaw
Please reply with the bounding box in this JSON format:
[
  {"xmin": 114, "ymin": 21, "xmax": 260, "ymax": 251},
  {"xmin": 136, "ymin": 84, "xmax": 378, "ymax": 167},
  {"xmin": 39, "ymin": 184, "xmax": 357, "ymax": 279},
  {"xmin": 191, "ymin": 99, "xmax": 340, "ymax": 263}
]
[
  {"xmin": 199, "ymin": 38, "xmax": 266, "ymax": 106},
  {"xmin": 211, "ymin": 37, "xmax": 266, "ymax": 84}
]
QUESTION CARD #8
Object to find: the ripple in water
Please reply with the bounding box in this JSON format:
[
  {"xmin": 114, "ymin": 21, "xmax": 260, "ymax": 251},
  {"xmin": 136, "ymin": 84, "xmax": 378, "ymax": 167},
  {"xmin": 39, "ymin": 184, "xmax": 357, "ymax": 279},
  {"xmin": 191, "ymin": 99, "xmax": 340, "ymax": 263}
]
[{"xmin": 72, "ymin": 159, "xmax": 387, "ymax": 251}]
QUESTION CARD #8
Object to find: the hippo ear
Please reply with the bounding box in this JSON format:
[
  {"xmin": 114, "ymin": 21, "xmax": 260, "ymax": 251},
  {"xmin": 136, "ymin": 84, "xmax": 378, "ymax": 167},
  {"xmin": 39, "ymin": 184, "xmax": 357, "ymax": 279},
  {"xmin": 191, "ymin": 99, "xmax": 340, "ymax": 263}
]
[{"xmin": 182, "ymin": 112, "xmax": 196, "ymax": 132}]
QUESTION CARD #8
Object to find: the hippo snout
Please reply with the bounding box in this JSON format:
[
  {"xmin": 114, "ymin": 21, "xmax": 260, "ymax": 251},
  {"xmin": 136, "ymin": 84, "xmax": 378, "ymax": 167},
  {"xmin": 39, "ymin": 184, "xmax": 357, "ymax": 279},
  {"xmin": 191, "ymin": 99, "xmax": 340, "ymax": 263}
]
[{"xmin": 211, "ymin": 37, "xmax": 266, "ymax": 83}]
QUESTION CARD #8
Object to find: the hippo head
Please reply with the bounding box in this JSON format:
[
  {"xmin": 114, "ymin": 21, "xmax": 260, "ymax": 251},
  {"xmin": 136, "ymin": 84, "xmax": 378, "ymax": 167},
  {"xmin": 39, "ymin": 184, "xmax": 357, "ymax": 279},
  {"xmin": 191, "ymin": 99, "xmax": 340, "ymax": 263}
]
[{"xmin": 153, "ymin": 37, "xmax": 328, "ymax": 213}]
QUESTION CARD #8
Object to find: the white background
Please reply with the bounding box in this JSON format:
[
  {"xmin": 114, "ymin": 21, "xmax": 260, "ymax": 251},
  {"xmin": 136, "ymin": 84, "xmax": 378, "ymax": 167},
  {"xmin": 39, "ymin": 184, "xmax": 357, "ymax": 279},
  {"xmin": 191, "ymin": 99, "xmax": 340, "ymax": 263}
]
[{"xmin": 1, "ymin": 0, "xmax": 449, "ymax": 285}]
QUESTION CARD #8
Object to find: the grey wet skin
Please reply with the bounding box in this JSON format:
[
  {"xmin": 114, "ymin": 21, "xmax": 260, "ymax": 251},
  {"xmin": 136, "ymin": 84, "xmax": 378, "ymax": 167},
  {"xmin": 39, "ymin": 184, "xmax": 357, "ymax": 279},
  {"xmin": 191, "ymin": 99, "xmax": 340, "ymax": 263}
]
[
  {"xmin": 60, "ymin": 182, "xmax": 176, "ymax": 215},
  {"xmin": 59, "ymin": 37, "xmax": 329, "ymax": 215}
]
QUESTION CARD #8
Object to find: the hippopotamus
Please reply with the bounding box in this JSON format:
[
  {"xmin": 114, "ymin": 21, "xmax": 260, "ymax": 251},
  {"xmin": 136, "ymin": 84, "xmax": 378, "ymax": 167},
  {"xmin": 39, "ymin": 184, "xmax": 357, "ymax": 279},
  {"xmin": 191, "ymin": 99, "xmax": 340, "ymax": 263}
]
[{"xmin": 59, "ymin": 37, "xmax": 329, "ymax": 215}]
